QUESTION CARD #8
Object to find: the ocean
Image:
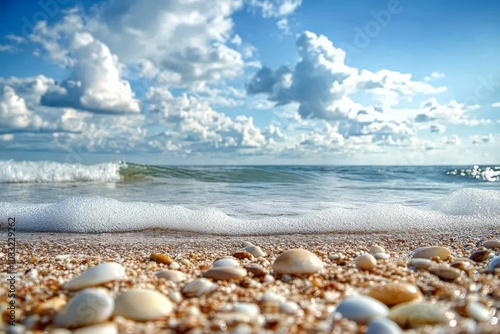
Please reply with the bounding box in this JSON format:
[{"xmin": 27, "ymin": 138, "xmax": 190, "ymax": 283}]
[{"xmin": 1, "ymin": 160, "xmax": 499, "ymax": 234}]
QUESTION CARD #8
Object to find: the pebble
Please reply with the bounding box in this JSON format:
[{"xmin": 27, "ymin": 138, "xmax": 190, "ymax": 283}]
[
  {"xmin": 367, "ymin": 282, "xmax": 422, "ymax": 306},
  {"xmin": 213, "ymin": 258, "xmax": 240, "ymax": 267},
  {"xmin": 355, "ymin": 254, "xmax": 377, "ymax": 270},
  {"xmin": 182, "ymin": 278, "xmax": 218, "ymax": 297},
  {"xmin": 169, "ymin": 261, "xmax": 181, "ymax": 270},
  {"xmin": 202, "ymin": 266, "xmax": 247, "ymax": 280},
  {"xmin": 63, "ymin": 262, "xmax": 125, "ymax": 291},
  {"xmin": 412, "ymin": 246, "xmax": 451, "ymax": 260},
  {"xmin": 279, "ymin": 300, "xmax": 301, "ymax": 314},
  {"xmin": 488, "ymin": 256, "xmax": 500, "ymax": 273},
  {"xmin": 409, "ymin": 258, "xmax": 435, "ymax": 270},
  {"xmin": 366, "ymin": 317, "xmax": 403, "ymax": 334},
  {"xmin": 114, "ymin": 289, "xmax": 173, "ymax": 321},
  {"xmin": 242, "ymin": 241, "xmax": 254, "ymax": 247},
  {"xmin": 369, "ymin": 245, "xmax": 385, "ymax": 255},
  {"xmin": 469, "ymin": 250, "xmax": 491, "ymax": 262},
  {"xmin": 156, "ymin": 269, "xmax": 187, "ymax": 283},
  {"xmin": 149, "ymin": 253, "xmax": 173, "ymax": 264},
  {"xmin": 465, "ymin": 302, "xmax": 492, "ymax": 322},
  {"xmin": 273, "ymin": 248, "xmax": 324, "ymax": 275},
  {"xmin": 233, "ymin": 302, "xmax": 261, "ymax": 317},
  {"xmin": 390, "ymin": 302, "xmax": 453, "ymax": 327},
  {"xmin": 373, "ymin": 252, "xmax": 390, "ymax": 260},
  {"xmin": 243, "ymin": 245, "xmax": 266, "ymax": 257},
  {"xmin": 429, "ymin": 264, "xmax": 461, "ymax": 280},
  {"xmin": 33, "ymin": 296, "xmax": 66, "ymax": 315},
  {"xmin": 245, "ymin": 263, "xmax": 267, "ymax": 276},
  {"xmin": 233, "ymin": 251, "xmax": 254, "ymax": 260},
  {"xmin": 73, "ymin": 322, "xmax": 118, "ymax": 334},
  {"xmin": 483, "ymin": 240, "xmax": 500, "ymax": 248},
  {"xmin": 55, "ymin": 288, "xmax": 114, "ymax": 327},
  {"xmin": 335, "ymin": 295, "xmax": 389, "ymax": 324}
]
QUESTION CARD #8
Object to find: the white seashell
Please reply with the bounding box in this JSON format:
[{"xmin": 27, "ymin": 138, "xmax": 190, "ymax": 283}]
[
  {"xmin": 483, "ymin": 240, "xmax": 500, "ymax": 248},
  {"xmin": 169, "ymin": 291, "xmax": 183, "ymax": 304},
  {"xmin": 279, "ymin": 300, "xmax": 301, "ymax": 314},
  {"xmin": 242, "ymin": 241, "xmax": 254, "ymax": 247},
  {"xmin": 369, "ymin": 245, "xmax": 385, "ymax": 255},
  {"xmin": 233, "ymin": 303, "xmax": 260, "ymax": 317},
  {"xmin": 390, "ymin": 302, "xmax": 453, "ymax": 327},
  {"xmin": 489, "ymin": 256, "xmax": 500, "ymax": 273},
  {"xmin": 114, "ymin": 289, "xmax": 172, "ymax": 321},
  {"xmin": 465, "ymin": 302, "xmax": 492, "ymax": 322},
  {"xmin": 409, "ymin": 258, "xmax": 435, "ymax": 270},
  {"xmin": 55, "ymin": 288, "xmax": 114, "ymax": 328},
  {"xmin": 428, "ymin": 264, "xmax": 461, "ymax": 280},
  {"xmin": 261, "ymin": 291, "xmax": 286, "ymax": 303},
  {"xmin": 335, "ymin": 295, "xmax": 389, "ymax": 324},
  {"xmin": 273, "ymin": 248, "xmax": 323, "ymax": 275},
  {"xmin": 169, "ymin": 261, "xmax": 181, "ymax": 270},
  {"xmin": 63, "ymin": 262, "xmax": 125, "ymax": 291},
  {"xmin": 412, "ymin": 246, "xmax": 451, "ymax": 260},
  {"xmin": 231, "ymin": 323, "xmax": 253, "ymax": 334},
  {"xmin": 213, "ymin": 258, "xmax": 240, "ymax": 267},
  {"xmin": 203, "ymin": 266, "xmax": 247, "ymax": 280},
  {"xmin": 243, "ymin": 245, "xmax": 266, "ymax": 257},
  {"xmin": 366, "ymin": 318, "xmax": 402, "ymax": 334},
  {"xmin": 373, "ymin": 252, "xmax": 390, "ymax": 260},
  {"xmin": 355, "ymin": 254, "xmax": 377, "ymax": 270},
  {"xmin": 73, "ymin": 322, "xmax": 118, "ymax": 334},
  {"xmin": 182, "ymin": 278, "xmax": 218, "ymax": 297},
  {"xmin": 156, "ymin": 270, "xmax": 187, "ymax": 283}
]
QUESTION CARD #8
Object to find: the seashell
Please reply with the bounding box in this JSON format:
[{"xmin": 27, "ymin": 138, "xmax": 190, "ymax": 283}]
[
  {"xmin": 55, "ymin": 288, "xmax": 114, "ymax": 328},
  {"xmin": 63, "ymin": 262, "xmax": 125, "ymax": 291},
  {"xmin": 366, "ymin": 317, "xmax": 403, "ymax": 334},
  {"xmin": 155, "ymin": 270, "xmax": 187, "ymax": 283},
  {"xmin": 279, "ymin": 300, "xmax": 301, "ymax": 314},
  {"xmin": 428, "ymin": 264, "xmax": 461, "ymax": 280},
  {"xmin": 182, "ymin": 278, "xmax": 218, "ymax": 297},
  {"xmin": 483, "ymin": 240, "xmax": 500, "ymax": 249},
  {"xmin": 355, "ymin": 254, "xmax": 377, "ymax": 271},
  {"xmin": 465, "ymin": 302, "xmax": 492, "ymax": 322},
  {"xmin": 469, "ymin": 250, "xmax": 491, "ymax": 262},
  {"xmin": 243, "ymin": 245, "xmax": 266, "ymax": 257},
  {"xmin": 242, "ymin": 241, "xmax": 254, "ymax": 247},
  {"xmin": 213, "ymin": 258, "xmax": 240, "ymax": 267},
  {"xmin": 412, "ymin": 246, "xmax": 451, "ymax": 260},
  {"xmin": 113, "ymin": 289, "xmax": 172, "ymax": 321},
  {"xmin": 169, "ymin": 261, "xmax": 180, "ymax": 270},
  {"xmin": 149, "ymin": 253, "xmax": 173, "ymax": 265},
  {"xmin": 233, "ymin": 303, "xmax": 260, "ymax": 317},
  {"xmin": 335, "ymin": 295, "xmax": 389, "ymax": 324},
  {"xmin": 232, "ymin": 251, "xmax": 254, "ymax": 260},
  {"xmin": 273, "ymin": 248, "xmax": 323, "ymax": 275},
  {"xmin": 367, "ymin": 282, "xmax": 422, "ymax": 306},
  {"xmin": 369, "ymin": 245, "xmax": 385, "ymax": 255},
  {"xmin": 73, "ymin": 322, "xmax": 118, "ymax": 334},
  {"xmin": 374, "ymin": 252, "xmax": 390, "ymax": 260},
  {"xmin": 390, "ymin": 302, "xmax": 453, "ymax": 327},
  {"xmin": 202, "ymin": 266, "xmax": 247, "ymax": 280},
  {"xmin": 409, "ymin": 258, "xmax": 435, "ymax": 270},
  {"xmin": 245, "ymin": 263, "xmax": 267, "ymax": 277}
]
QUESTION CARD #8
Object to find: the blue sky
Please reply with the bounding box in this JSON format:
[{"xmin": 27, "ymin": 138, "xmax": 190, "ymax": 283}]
[{"xmin": 0, "ymin": 0, "xmax": 499, "ymax": 165}]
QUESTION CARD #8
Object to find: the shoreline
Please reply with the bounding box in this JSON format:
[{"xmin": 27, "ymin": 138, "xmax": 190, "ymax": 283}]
[{"xmin": 1, "ymin": 228, "xmax": 499, "ymax": 333}]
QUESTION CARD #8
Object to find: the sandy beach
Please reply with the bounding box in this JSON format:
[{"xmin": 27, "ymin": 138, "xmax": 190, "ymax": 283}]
[{"xmin": 1, "ymin": 228, "xmax": 499, "ymax": 333}]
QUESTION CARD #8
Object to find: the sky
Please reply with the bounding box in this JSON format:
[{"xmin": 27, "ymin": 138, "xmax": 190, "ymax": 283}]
[{"xmin": 0, "ymin": 0, "xmax": 499, "ymax": 165}]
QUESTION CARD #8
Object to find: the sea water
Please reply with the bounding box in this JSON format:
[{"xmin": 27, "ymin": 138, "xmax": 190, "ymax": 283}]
[{"xmin": 0, "ymin": 160, "xmax": 499, "ymax": 234}]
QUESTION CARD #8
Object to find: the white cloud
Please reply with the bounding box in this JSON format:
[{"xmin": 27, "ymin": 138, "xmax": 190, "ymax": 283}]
[
  {"xmin": 415, "ymin": 98, "xmax": 478, "ymax": 124},
  {"xmin": 0, "ymin": 86, "xmax": 44, "ymax": 131},
  {"xmin": 492, "ymin": 102, "xmax": 500, "ymax": 108},
  {"xmin": 424, "ymin": 71, "xmax": 445, "ymax": 81},
  {"xmin": 249, "ymin": 0, "xmax": 302, "ymax": 18}
]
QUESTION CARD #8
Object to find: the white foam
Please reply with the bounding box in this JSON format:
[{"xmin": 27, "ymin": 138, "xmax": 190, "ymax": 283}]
[
  {"xmin": 1, "ymin": 188, "xmax": 498, "ymax": 235},
  {"xmin": 0, "ymin": 160, "xmax": 122, "ymax": 183}
]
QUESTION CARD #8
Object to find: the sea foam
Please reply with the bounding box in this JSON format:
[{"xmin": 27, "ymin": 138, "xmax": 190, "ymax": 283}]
[{"xmin": 1, "ymin": 188, "xmax": 498, "ymax": 235}]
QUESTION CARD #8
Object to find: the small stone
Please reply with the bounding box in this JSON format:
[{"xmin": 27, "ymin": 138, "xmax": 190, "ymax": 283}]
[
  {"xmin": 233, "ymin": 303, "xmax": 260, "ymax": 317},
  {"xmin": 409, "ymin": 258, "xmax": 435, "ymax": 270},
  {"xmin": 412, "ymin": 246, "xmax": 451, "ymax": 260},
  {"xmin": 428, "ymin": 264, "xmax": 461, "ymax": 280},
  {"xmin": 389, "ymin": 302, "xmax": 453, "ymax": 328},
  {"xmin": 149, "ymin": 253, "xmax": 173, "ymax": 265},
  {"xmin": 233, "ymin": 251, "xmax": 254, "ymax": 260},
  {"xmin": 273, "ymin": 248, "xmax": 324, "ymax": 275},
  {"xmin": 245, "ymin": 263, "xmax": 267, "ymax": 276},
  {"xmin": 488, "ymin": 256, "xmax": 500, "ymax": 273},
  {"xmin": 114, "ymin": 289, "xmax": 172, "ymax": 321},
  {"xmin": 179, "ymin": 258, "xmax": 192, "ymax": 267},
  {"xmin": 335, "ymin": 295, "xmax": 389, "ymax": 324},
  {"xmin": 33, "ymin": 297, "xmax": 66, "ymax": 315},
  {"xmin": 369, "ymin": 245, "xmax": 385, "ymax": 255},
  {"xmin": 469, "ymin": 250, "xmax": 491, "ymax": 262},
  {"xmin": 63, "ymin": 262, "xmax": 125, "ymax": 291},
  {"xmin": 279, "ymin": 300, "xmax": 301, "ymax": 314},
  {"xmin": 203, "ymin": 266, "xmax": 247, "ymax": 280},
  {"xmin": 374, "ymin": 252, "xmax": 390, "ymax": 260},
  {"xmin": 367, "ymin": 282, "xmax": 422, "ymax": 306},
  {"xmin": 156, "ymin": 270, "xmax": 187, "ymax": 283},
  {"xmin": 450, "ymin": 259, "xmax": 474, "ymax": 272},
  {"xmin": 55, "ymin": 288, "xmax": 114, "ymax": 327},
  {"xmin": 182, "ymin": 278, "xmax": 218, "ymax": 297},
  {"xmin": 366, "ymin": 318, "xmax": 403, "ymax": 334},
  {"xmin": 465, "ymin": 302, "xmax": 492, "ymax": 322},
  {"xmin": 243, "ymin": 245, "xmax": 266, "ymax": 257},
  {"xmin": 73, "ymin": 322, "xmax": 118, "ymax": 334},
  {"xmin": 483, "ymin": 240, "xmax": 500, "ymax": 249},
  {"xmin": 213, "ymin": 258, "xmax": 240, "ymax": 267},
  {"xmin": 169, "ymin": 261, "xmax": 181, "ymax": 270},
  {"xmin": 355, "ymin": 254, "xmax": 377, "ymax": 271},
  {"xmin": 242, "ymin": 241, "xmax": 254, "ymax": 247}
]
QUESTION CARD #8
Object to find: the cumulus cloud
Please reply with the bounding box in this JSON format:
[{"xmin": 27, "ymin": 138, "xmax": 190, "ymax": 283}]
[
  {"xmin": 0, "ymin": 86, "xmax": 44, "ymax": 131},
  {"xmin": 415, "ymin": 98, "xmax": 478, "ymax": 124},
  {"xmin": 248, "ymin": 0, "xmax": 302, "ymax": 18},
  {"xmin": 492, "ymin": 102, "xmax": 500, "ymax": 108}
]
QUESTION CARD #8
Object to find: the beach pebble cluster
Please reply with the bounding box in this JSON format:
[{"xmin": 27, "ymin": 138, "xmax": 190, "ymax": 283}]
[{"xmin": 1, "ymin": 234, "xmax": 499, "ymax": 333}]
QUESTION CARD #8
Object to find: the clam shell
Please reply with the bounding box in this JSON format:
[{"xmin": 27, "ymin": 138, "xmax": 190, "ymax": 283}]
[
  {"xmin": 412, "ymin": 246, "xmax": 451, "ymax": 260},
  {"xmin": 355, "ymin": 254, "xmax": 377, "ymax": 271},
  {"xmin": 113, "ymin": 289, "xmax": 173, "ymax": 321},
  {"xmin": 202, "ymin": 266, "xmax": 247, "ymax": 280},
  {"xmin": 55, "ymin": 288, "xmax": 114, "ymax": 327},
  {"xmin": 182, "ymin": 278, "xmax": 218, "ymax": 297},
  {"xmin": 273, "ymin": 248, "xmax": 323, "ymax": 275},
  {"xmin": 63, "ymin": 262, "xmax": 125, "ymax": 291},
  {"xmin": 367, "ymin": 282, "xmax": 422, "ymax": 306}
]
